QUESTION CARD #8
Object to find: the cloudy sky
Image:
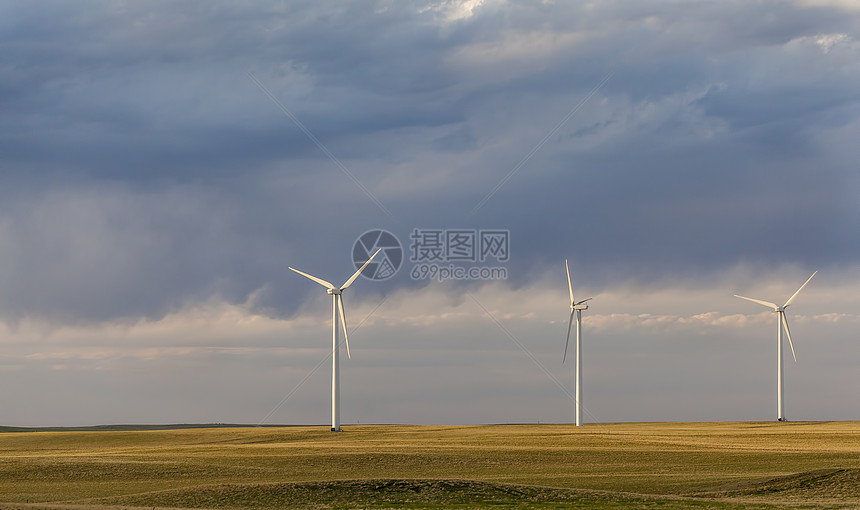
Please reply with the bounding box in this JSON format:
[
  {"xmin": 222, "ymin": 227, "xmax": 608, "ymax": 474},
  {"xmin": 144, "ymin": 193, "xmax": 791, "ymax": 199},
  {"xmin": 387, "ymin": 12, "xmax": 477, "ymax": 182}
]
[{"xmin": 1, "ymin": 0, "xmax": 859, "ymax": 426}]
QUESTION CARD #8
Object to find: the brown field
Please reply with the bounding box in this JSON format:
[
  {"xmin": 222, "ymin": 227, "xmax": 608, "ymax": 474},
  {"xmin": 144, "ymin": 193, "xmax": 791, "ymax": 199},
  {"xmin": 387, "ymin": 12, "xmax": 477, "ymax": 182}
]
[{"xmin": 0, "ymin": 421, "xmax": 858, "ymax": 509}]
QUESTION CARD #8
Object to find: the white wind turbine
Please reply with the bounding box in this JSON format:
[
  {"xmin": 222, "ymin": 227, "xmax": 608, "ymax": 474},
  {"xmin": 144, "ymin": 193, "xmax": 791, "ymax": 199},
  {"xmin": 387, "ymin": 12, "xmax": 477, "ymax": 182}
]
[
  {"xmin": 734, "ymin": 271, "xmax": 817, "ymax": 422},
  {"xmin": 289, "ymin": 249, "xmax": 381, "ymax": 431},
  {"xmin": 563, "ymin": 260, "xmax": 592, "ymax": 427}
]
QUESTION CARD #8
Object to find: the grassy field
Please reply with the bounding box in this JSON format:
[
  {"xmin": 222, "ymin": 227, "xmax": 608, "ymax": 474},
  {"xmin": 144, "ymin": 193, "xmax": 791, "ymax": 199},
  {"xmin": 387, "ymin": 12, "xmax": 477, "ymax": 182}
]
[{"xmin": 0, "ymin": 421, "xmax": 858, "ymax": 509}]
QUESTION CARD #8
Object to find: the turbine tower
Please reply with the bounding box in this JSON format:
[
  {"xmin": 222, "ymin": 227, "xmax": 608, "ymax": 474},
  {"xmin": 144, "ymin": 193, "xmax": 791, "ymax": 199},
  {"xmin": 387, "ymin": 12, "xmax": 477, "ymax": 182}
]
[
  {"xmin": 563, "ymin": 260, "xmax": 592, "ymax": 427},
  {"xmin": 289, "ymin": 249, "xmax": 381, "ymax": 431},
  {"xmin": 734, "ymin": 271, "xmax": 817, "ymax": 422}
]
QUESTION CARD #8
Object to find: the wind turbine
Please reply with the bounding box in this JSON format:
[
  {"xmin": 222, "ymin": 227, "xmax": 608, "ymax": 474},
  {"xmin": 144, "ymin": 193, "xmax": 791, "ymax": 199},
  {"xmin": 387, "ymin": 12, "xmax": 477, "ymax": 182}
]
[
  {"xmin": 734, "ymin": 271, "xmax": 817, "ymax": 422},
  {"xmin": 289, "ymin": 249, "xmax": 381, "ymax": 431},
  {"xmin": 563, "ymin": 260, "xmax": 592, "ymax": 427}
]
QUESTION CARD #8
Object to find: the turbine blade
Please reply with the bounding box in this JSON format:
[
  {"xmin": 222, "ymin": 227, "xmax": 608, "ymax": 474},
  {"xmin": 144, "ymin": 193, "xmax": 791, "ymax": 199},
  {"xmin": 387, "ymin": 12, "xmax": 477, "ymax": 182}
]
[
  {"xmin": 338, "ymin": 295, "xmax": 350, "ymax": 359},
  {"xmin": 566, "ymin": 259, "xmax": 575, "ymax": 307},
  {"xmin": 289, "ymin": 267, "xmax": 335, "ymax": 289},
  {"xmin": 781, "ymin": 313, "xmax": 797, "ymax": 363},
  {"xmin": 341, "ymin": 249, "xmax": 382, "ymax": 290},
  {"xmin": 783, "ymin": 270, "xmax": 818, "ymax": 308},
  {"xmin": 734, "ymin": 295, "xmax": 778, "ymax": 309},
  {"xmin": 563, "ymin": 310, "xmax": 574, "ymax": 363},
  {"xmin": 575, "ymin": 297, "xmax": 593, "ymax": 306}
]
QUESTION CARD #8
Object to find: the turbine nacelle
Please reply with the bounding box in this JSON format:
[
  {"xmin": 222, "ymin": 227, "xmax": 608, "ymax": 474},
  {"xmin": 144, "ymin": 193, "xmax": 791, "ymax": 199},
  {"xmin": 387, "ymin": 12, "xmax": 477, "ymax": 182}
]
[
  {"xmin": 327, "ymin": 288, "xmax": 342, "ymax": 295},
  {"xmin": 571, "ymin": 298, "xmax": 591, "ymax": 311}
]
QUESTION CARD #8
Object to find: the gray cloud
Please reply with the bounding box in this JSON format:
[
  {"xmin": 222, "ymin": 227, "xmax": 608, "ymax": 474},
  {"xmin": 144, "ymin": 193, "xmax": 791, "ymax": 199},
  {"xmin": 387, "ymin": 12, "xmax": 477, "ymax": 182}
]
[{"xmin": 2, "ymin": 0, "xmax": 858, "ymax": 313}]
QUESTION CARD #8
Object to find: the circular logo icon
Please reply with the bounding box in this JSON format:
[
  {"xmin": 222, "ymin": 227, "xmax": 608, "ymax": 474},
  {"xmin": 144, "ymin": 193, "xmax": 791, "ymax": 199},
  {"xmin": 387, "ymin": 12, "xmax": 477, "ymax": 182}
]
[{"xmin": 352, "ymin": 229, "xmax": 402, "ymax": 280}]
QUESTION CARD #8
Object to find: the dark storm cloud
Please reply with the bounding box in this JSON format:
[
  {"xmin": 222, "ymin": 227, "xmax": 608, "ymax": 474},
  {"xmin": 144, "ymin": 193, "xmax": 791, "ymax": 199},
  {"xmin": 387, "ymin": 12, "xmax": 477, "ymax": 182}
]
[{"xmin": 1, "ymin": 0, "xmax": 859, "ymax": 322}]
